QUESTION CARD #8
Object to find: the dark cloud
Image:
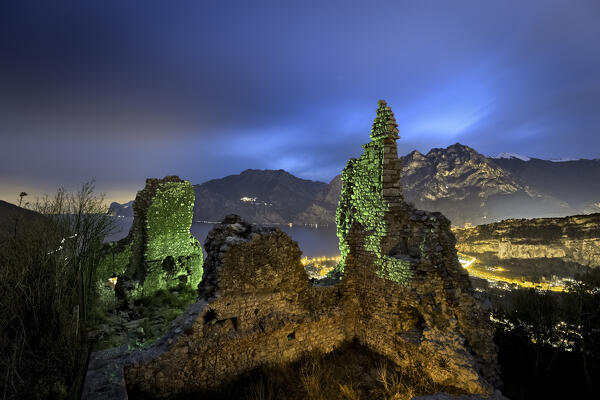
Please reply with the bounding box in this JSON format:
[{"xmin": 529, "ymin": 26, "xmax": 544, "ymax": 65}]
[{"xmin": 1, "ymin": 0, "xmax": 599, "ymax": 201}]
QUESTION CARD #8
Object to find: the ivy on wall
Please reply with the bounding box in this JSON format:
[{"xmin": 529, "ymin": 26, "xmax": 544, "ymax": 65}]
[
  {"xmin": 336, "ymin": 101, "xmax": 412, "ymax": 285},
  {"xmin": 142, "ymin": 181, "xmax": 203, "ymax": 295},
  {"xmin": 96, "ymin": 241, "xmax": 132, "ymax": 306},
  {"xmin": 96, "ymin": 179, "xmax": 203, "ymax": 303}
]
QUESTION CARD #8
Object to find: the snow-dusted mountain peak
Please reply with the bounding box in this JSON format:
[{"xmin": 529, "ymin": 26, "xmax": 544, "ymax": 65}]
[{"xmin": 495, "ymin": 152, "xmax": 531, "ymax": 162}]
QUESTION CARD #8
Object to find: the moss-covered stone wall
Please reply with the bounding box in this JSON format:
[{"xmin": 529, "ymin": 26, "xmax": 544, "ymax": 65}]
[
  {"xmin": 97, "ymin": 176, "xmax": 203, "ymax": 303},
  {"xmin": 136, "ymin": 179, "xmax": 203, "ymax": 296},
  {"xmin": 336, "ymin": 100, "xmax": 412, "ymax": 284}
]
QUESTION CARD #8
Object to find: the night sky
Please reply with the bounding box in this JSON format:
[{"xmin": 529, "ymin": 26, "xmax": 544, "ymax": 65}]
[{"xmin": 1, "ymin": 1, "xmax": 600, "ymax": 203}]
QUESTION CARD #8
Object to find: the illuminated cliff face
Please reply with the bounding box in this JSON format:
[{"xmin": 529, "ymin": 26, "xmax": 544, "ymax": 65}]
[
  {"xmin": 97, "ymin": 176, "xmax": 203, "ymax": 301},
  {"xmin": 336, "ymin": 100, "xmax": 412, "ymax": 284},
  {"xmin": 454, "ymin": 213, "xmax": 600, "ymax": 268}
]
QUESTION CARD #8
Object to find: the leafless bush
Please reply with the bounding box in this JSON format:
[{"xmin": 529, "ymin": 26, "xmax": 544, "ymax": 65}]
[{"xmin": 0, "ymin": 181, "xmax": 114, "ymax": 399}]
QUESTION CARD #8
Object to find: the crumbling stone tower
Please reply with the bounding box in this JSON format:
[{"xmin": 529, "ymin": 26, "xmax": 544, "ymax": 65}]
[
  {"xmin": 98, "ymin": 176, "xmax": 203, "ymax": 301},
  {"xmin": 337, "ymin": 99, "xmax": 408, "ymax": 282},
  {"xmin": 338, "ymin": 101, "xmax": 501, "ymax": 391},
  {"xmin": 125, "ymin": 176, "xmax": 203, "ymax": 297}
]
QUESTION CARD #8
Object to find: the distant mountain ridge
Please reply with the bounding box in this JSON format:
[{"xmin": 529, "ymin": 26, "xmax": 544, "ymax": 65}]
[
  {"xmin": 193, "ymin": 169, "xmax": 327, "ymax": 224},
  {"xmin": 399, "ymin": 144, "xmax": 578, "ymax": 225},
  {"xmin": 492, "ymin": 156, "xmax": 600, "ymax": 214},
  {"xmin": 108, "ymin": 144, "xmax": 600, "ymax": 226},
  {"xmin": 108, "ymin": 200, "xmax": 133, "ymax": 218}
]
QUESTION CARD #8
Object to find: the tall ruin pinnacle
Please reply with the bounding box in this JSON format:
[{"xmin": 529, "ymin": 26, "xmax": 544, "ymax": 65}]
[{"xmin": 370, "ymin": 99, "xmax": 400, "ymax": 141}]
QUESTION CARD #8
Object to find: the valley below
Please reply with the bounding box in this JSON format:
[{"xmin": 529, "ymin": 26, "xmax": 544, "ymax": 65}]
[{"xmin": 108, "ymin": 212, "xmax": 600, "ymax": 293}]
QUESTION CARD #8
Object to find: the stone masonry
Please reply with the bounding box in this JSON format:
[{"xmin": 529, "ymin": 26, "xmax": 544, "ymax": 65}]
[
  {"xmin": 97, "ymin": 176, "xmax": 203, "ymax": 302},
  {"xmin": 123, "ymin": 214, "xmax": 352, "ymax": 397},
  {"xmin": 338, "ymin": 101, "xmax": 500, "ymax": 391},
  {"xmin": 86, "ymin": 101, "xmax": 501, "ymax": 399}
]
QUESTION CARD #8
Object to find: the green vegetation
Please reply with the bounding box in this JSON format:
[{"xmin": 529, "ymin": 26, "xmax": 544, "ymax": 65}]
[
  {"xmin": 141, "ymin": 181, "xmax": 203, "ymax": 295},
  {"xmin": 96, "ymin": 179, "xmax": 203, "ymax": 303},
  {"xmin": 90, "ymin": 179, "xmax": 203, "ymax": 352},
  {"xmin": 87, "ymin": 285, "xmax": 198, "ymax": 353},
  {"xmin": 95, "ymin": 241, "xmax": 131, "ymax": 308},
  {"xmin": 369, "ymin": 101, "xmax": 398, "ymax": 141},
  {"xmin": 0, "ymin": 181, "xmax": 204, "ymax": 398},
  {"xmin": 0, "ymin": 182, "xmax": 114, "ymax": 400},
  {"xmin": 336, "ymin": 102, "xmax": 412, "ymax": 284},
  {"xmin": 138, "ymin": 286, "xmax": 197, "ymax": 310}
]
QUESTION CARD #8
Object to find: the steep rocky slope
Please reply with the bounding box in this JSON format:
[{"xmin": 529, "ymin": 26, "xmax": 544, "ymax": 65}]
[
  {"xmin": 400, "ymin": 144, "xmax": 574, "ymax": 225},
  {"xmin": 294, "ymin": 175, "xmax": 341, "ymax": 226}
]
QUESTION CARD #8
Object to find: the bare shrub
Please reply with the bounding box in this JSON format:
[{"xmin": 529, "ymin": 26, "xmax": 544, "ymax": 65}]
[{"xmin": 0, "ymin": 182, "xmax": 114, "ymax": 399}]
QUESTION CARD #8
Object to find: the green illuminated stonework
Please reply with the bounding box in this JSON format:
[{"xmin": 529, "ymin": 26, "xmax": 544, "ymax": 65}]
[
  {"xmin": 96, "ymin": 240, "xmax": 132, "ymax": 307},
  {"xmin": 336, "ymin": 100, "xmax": 412, "ymax": 284},
  {"xmin": 98, "ymin": 176, "xmax": 203, "ymax": 301}
]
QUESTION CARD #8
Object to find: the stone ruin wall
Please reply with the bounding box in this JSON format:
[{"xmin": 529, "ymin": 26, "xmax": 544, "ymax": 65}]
[
  {"xmin": 98, "ymin": 176, "xmax": 203, "ymax": 303},
  {"xmin": 125, "ymin": 216, "xmax": 353, "ymax": 397},
  {"xmin": 86, "ymin": 101, "xmax": 501, "ymax": 399},
  {"xmin": 339, "ymin": 102, "xmax": 499, "ymax": 389}
]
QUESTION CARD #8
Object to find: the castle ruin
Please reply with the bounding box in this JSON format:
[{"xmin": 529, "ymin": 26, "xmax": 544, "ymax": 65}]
[
  {"xmin": 97, "ymin": 176, "xmax": 203, "ymax": 303},
  {"xmin": 85, "ymin": 101, "xmax": 501, "ymax": 399}
]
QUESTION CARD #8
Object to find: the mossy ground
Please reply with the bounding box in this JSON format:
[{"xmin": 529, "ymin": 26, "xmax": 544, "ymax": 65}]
[{"xmin": 88, "ymin": 287, "xmax": 197, "ymax": 351}]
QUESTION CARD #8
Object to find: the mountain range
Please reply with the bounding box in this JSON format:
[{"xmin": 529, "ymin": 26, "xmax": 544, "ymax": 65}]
[
  {"xmin": 109, "ymin": 143, "xmax": 600, "ymax": 227},
  {"xmin": 192, "ymin": 169, "xmax": 327, "ymax": 224}
]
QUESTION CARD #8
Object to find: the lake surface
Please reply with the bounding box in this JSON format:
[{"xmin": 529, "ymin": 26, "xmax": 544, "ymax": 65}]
[{"xmin": 107, "ymin": 218, "xmax": 340, "ymax": 258}]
